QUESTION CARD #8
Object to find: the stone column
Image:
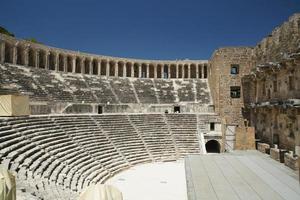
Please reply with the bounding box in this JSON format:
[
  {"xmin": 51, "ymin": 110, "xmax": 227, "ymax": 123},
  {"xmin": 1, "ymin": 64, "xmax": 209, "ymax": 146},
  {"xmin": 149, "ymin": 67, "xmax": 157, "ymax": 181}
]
[
  {"xmin": 24, "ymin": 47, "xmax": 29, "ymax": 66},
  {"xmin": 45, "ymin": 51, "xmax": 49, "ymax": 70},
  {"xmin": 182, "ymin": 65, "xmax": 185, "ymax": 79},
  {"xmin": 35, "ymin": 50, "xmax": 39, "ymax": 68},
  {"xmin": 106, "ymin": 61, "xmax": 110, "ymax": 77},
  {"xmin": 154, "ymin": 64, "xmax": 157, "ymax": 78},
  {"xmin": 146, "ymin": 64, "xmax": 150, "ymax": 78},
  {"xmin": 64, "ymin": 56, "xmax": 68, "ymax": 72},
  {"xmin": 12, "ymin": 45, "xmax": 17, "ymax": 64},
  {"xmin": 176, "ymin": 64, "xmax": 179, "ymax": 78},
  {"xmin": 72, "ymin": 56, "xmax": 76, "ymax": 73},
  {"xmin": 138, "ymin": 63, "xmax": 142, "ymax": 78},
  {"xmin": 131, "ymin": 63, "xmax": 134, "ymax": 77},
  {"xmin": 98, "ymin": 60, "xmax": 101, "ymax": 76},
  {"xmin": 168, "ymin": 65, "xmax": 171, "ymax": 79},
  {"xmin": 89, "ymin": 59, "xmax": 93, "ymax": 75},
  {"xmin": 123, "ymin": 63, "xmax": 127, "ymax": 77},
  {"xmin": 55, "ymin": 53, "xmax": 59, "ymax": 72},
  {"xmin": 115, "ymin": 62, "xmax": 118, "ymax": 77},
  {"xmin": 161, "ymin": 65, "xmax": 164, "ymax": 79},
  {"xmin": 196, "ymin": 64, "xmax": 199, "ymax": 79},
  {"xmin": 188, "ymin": 64, "xmax": 191, "ymax": 78},
  {"xmin": 0, "ymin": 41, "xmax": 4, "ymax": 63},
  {"xmin": 81, "ymin": 58, "xmax": 85, "ymax": 74}
]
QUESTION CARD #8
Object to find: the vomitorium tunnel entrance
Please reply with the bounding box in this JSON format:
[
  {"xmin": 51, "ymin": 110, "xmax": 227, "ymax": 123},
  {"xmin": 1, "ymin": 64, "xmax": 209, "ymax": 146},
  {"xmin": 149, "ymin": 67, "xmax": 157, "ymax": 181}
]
[{"xmin": 205, "ymin": 140, "xmax": 220, "ymax": 153}]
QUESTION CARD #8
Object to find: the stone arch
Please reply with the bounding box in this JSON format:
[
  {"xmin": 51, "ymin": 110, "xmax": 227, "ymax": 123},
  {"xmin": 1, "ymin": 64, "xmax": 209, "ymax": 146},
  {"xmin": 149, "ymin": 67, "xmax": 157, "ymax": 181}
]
[
  {"xmin": 59, "ymin": 54, "xmax": 65, "ymax": 72},
  {"xmin": 157, "ymin": 64, "xmax": 162, "ymax": 78},
  {"xmin": 28, "ymin": 48, "xmax": 35, "ymax": 67},
  {"xmin": 100, "ymin": 60, "xmax": 107, "ymax": 76},
  {"xmin": 149, "ymin": 64, "xmax": 155, "ymax": 78},
  {"xmin": 133, "ymin": 63, "xmax": 139, "ymax": 78},
  {"xmin": 184, "ymin": 64, "xmax": 189, "ymax": 78},
  {"xmin": 84, "ymin": 58, "xmax": 90, "ymax": 74},
  {"xmin": 118, "ymin": 61, "xmax": 124, "ymax": 77},
  {"xmin": 178, "ymin": 64, "xmax": 183, "ymax": 78},
  {"xmin": 190, "ymin": 64, "xmax": 196, "ymax": 78},
  {"xmin": 204, "ymin": 64, "xmax": 208, "ymax": 78},
  {"xmin": 48, "ymin": 52, "xmax": 56, "ymax": 70},
  {"xmin": 38, "ymin": 50, "xmax": 46, "ymax": 68},
  {"xmin": 198, "ymin": 64, "xmax": 202, "ymax": 78},
  {"xmin": 163, "ymin": 64, "xmax": 169, "ymax": 79},
  {"xmin": 92, "ymin": 59, "xmax": 98, "ymax": 75},
  {"xmin": 126, "ymin": 62, "xmax": 132, "ymax": 77},
  {"xmin": 75, "ymin": 57, "xmax": 81, "ymax": 73},
  {"xmin": 141, "ymin": 63, "xmax": 147, "ymax": 78},
  {"xmin": 109, "ymin": 61, "xmax": 116, "ymax": 76},
  {"xmin": 4, "ymin": 42, "xmax": 13, "ymax": 63},
  {"xmin": 205, "ymin": 140, "xmax": 220, "ymax": 153},
  {"xmin": 67, "ymin": 56, "xmax": 73, "ymax": 72},
  {"xmin": 170, "ymin": 64, "xmax": 176, "ymax": 78}
]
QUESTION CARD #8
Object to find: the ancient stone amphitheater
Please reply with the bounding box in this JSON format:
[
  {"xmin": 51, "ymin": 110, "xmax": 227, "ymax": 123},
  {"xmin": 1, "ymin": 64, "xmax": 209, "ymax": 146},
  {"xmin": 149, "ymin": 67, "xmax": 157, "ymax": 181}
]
[{"xmin": 0, "ymin": 13, "xmax": 299, "ymax": 200}]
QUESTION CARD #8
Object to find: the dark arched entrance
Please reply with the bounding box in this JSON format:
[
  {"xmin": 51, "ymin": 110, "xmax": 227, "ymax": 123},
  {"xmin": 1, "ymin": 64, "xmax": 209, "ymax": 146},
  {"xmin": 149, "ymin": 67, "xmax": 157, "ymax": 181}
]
[{"xmin": 205, "ymin": 140, "xmax": 220, "ymax": 153}]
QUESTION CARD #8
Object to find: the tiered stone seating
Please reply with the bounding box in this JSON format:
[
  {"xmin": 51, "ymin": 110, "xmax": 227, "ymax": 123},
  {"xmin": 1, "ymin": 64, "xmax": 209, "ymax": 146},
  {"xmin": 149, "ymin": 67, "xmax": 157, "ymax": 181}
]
[
  {"xmin": 129, "ymin": 114, "xmax": 177, "ymax": 160},
  {"xmin": 0, "ymin": 64, "xmax": 48, "ymax": 101},
  {"xmin": 165, "ymin": 114, "xmax": 200, "ymax": 156},
  {"xmin": 31, "ymin": 68, "xmax": 74, "ymax": 102},
  {"xmin": 195, "ymin": 79, "xmax": 211, "ymax": 104},
  {"xmin": 94, "ymin": 115, "xmax": 152, "ymax": 165},
  {"xmin": 0, "ymin": 113, "xmax": 202, "ymax": 199},
  {"xmin": 132, "ymin": 79, "xmax": 158, "ymax": 103},
  {"xmin": 154, "ymin": 79, "xmax": 176, "ymax": 103},
  {"xmin": 175, "ymin": 80, "xmax": 195, "ymax": 102},
  {"xmin": 109, "ymin": 78, "xmax": 137, "ymax": 103},
  {"xmin": 61, "ymin": 74, "xmax": 97, "ymax": 103},
  {"xmin": 84, "ymin": 75, "xmax": 118, "ymax": 104}
]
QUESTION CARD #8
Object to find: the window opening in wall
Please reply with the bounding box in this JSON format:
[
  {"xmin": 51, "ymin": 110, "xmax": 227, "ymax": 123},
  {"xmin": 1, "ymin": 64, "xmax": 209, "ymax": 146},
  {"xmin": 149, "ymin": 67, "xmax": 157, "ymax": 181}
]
[
  {"xmin": 210, "ymin": 122, "xmax": 215, "ymax": 131},
  {"xmin": 174, "ymin": 106, "xmax": 180, "ymax": 113},
  {"xmin": 230, "ymin": 64, "xmax": 239, "ymax": 75},
  {"xmin": 230, "ymin": 86, "xmax": 241, "ymax": 98}
]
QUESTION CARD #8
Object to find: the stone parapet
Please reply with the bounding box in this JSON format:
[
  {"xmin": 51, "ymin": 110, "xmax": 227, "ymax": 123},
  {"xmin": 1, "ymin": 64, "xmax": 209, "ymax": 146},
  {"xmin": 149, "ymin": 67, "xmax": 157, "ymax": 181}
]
[
  {"xmin": 284, "ymin": 152, "xmax": 299, "ymax": 171},
  {"xmin": 257, "ymin": 142, "xmax": 270, "ymax": 154}
]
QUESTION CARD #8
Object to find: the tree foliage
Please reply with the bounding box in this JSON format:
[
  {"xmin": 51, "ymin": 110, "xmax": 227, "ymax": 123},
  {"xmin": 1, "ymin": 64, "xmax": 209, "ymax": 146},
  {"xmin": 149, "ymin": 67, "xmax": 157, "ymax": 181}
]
[{"xmin": 0, "ymin": 26, "xmax": 15, "ymax": 37}]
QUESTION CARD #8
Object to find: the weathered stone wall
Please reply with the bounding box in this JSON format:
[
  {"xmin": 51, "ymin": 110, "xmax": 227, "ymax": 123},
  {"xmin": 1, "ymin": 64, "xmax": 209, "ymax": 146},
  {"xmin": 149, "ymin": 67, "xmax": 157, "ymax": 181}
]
[
  {"xmin": 209, "ymin": 47, "xmax": 253, "ymax": 126},
  {"xmin": 253, "ymin": 13, "xmax": 300, "ymax": 65},
  {"xmin": 234, "ymin": 127, "xmax": 255, "ymax": 150}
]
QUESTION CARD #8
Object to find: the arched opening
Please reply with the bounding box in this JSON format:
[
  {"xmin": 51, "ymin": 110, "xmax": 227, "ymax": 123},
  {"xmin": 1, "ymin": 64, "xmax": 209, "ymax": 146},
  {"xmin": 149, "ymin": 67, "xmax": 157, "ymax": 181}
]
[
  {"xmin": 16, "ymin": 46, "xmax": 25, "ymax": 65},
  {"xmin": 205, "ymin": 140, "xmax": 220, "ymax": 153},
  {"xmin": 28, "ymin": 48, "xmax": 35, "ymax": 67},
  {"xmin": 118, "ymin": 61, "xmax": 124, "ymax": 77},
  {"xmin": 92, "ymin": 59, "xmax": 98, "ymax": 75},
  {"xmin": 133, "ymin": 63, "xmax": 139, "ymax": 78},
  {"xmin": 59, "ymin": 54, "xmax": 65, "ymax": 72},
  {"xmin": 84, "ymin": 59, "xmax": 90, "ymax": 74},
  {"xmin": 141, "ymin": 63, "xmax": 147, "ymax": 78},
  {"xmin": 4, "ymin": 43, "xmax": 13, "ymax": 63},
  {"xmin": 157, "ymin": 64, "xmax": 162, "ymax": 78},
  {"xmin": 184, "ymin": 64, "xmax": 189, "ymax": 78},
  {"xmin": 204, "ymin": 65, "xmax": 208, "ymax": 78},
  {"xmin": 75, "ymin": 57, "xmax": 81, "ymax": 73},
  {"xmin": 170, "ymin": 64, "xmax": 176, "ymax": 78},
  {"xmin": 67, "ymin": 56, "xmax": 73, "ymax": 72},
  {"xmin": 109, "ymin": 61, "xmax": 115, "ymax": 76},
  {"xmin": 163, "ymin": 64, "xmax": 168, "ymax": 79},
  {"xmin": 49, "ymin": 52, "xmax": 56, "ymax": 70},
  {"xmin": 38, "ymin": 50, "xmax": 46, "ymax": 68},
  {"xmin": 149, "ymin": 64, "xmax": 154, "ymax": 78},
  {"xmin": 198, "ymin": 64, "xmax": 202, "ymax": 78},
  {"xmin": 190, "ymin": 64, "xmax": 196, "ymax": 78},
  {"xmin": 178, "ymin": 64, "xmax": 183, "ymax": 78},
  {"xmin": 100, "ymin": 60, "xmax": 107, "ymax": 76},
  {"xmin": 126, "ymin": 62, "xmax": 132, "ymax": 77}
]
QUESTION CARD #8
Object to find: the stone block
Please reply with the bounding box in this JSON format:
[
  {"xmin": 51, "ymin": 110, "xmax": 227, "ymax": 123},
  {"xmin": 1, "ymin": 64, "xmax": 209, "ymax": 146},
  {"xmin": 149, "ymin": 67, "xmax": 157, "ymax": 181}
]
[
  {"xmin": 257, "ymin": 142, "xmax": 270, "ymax": 154},
  {"xmin": 284, "ymin": 152, "xmax": 299, "ymax": 171}
]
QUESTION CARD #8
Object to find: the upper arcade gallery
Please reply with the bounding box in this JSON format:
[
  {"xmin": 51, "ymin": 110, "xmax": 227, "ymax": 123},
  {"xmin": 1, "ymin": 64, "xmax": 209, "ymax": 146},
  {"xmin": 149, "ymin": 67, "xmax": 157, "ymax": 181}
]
[{"xmin": 0, "ymin": 34, "xmax": 208, "ymax": 79}]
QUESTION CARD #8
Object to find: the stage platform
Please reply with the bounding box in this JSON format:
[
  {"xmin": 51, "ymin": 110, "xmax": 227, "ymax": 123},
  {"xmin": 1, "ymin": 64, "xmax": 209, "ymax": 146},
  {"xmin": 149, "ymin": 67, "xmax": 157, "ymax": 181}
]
[{"xmin": 185, "ymin": 151, "xmax": 300, "ymax": 200}]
